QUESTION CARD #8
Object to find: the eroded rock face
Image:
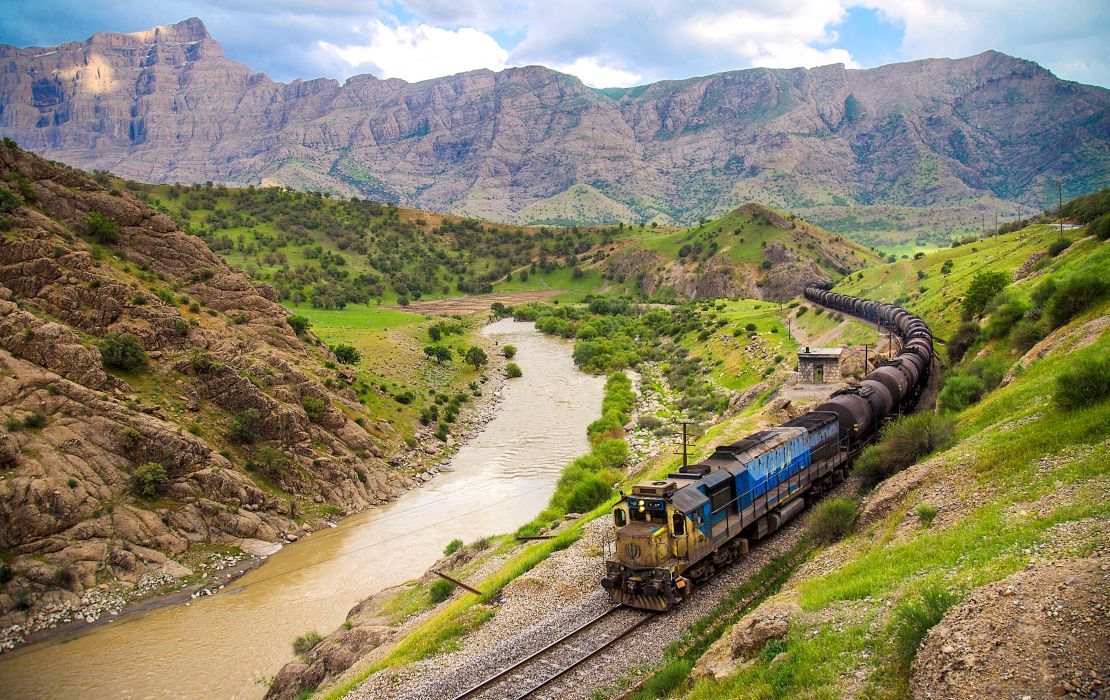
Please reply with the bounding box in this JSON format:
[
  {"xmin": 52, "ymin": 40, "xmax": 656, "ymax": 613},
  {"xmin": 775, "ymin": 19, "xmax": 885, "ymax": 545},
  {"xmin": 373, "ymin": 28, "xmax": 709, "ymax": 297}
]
[
  {"xmin": 1, "ymin": 19, "xmax": 1107, "ymax": 228},
  {"xmin": 911, "ymin": 558, "xmax": 1110, "ymax": 700},
  {"xmin": 0, "ymin": 144, "xmax": 407, "ymax": 633}
]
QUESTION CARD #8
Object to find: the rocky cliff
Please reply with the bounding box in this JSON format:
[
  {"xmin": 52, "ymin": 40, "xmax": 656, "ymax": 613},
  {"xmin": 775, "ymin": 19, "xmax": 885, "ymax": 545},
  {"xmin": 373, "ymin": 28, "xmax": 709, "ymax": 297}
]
[
  {"xmin": 0, "ymin": 142, "xmax": 414, "ymax": 643},
  {"xmin": 1, "ymin": 19, "xmax": 1107, "ymax": 236}
]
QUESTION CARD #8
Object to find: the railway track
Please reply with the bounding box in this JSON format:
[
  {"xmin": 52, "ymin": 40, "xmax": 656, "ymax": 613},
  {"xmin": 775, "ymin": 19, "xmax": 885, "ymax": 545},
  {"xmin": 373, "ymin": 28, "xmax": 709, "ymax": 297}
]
[{"xmin": 450, "ymin": 605, "xmax": 657, "ymax": 700}]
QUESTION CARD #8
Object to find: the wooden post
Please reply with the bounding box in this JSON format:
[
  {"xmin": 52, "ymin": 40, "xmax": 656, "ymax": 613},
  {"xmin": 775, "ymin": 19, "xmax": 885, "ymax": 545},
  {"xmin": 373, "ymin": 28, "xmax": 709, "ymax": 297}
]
[{"xmin": 433, "ymin": 570, "xmax": 483, "ymax": 596}]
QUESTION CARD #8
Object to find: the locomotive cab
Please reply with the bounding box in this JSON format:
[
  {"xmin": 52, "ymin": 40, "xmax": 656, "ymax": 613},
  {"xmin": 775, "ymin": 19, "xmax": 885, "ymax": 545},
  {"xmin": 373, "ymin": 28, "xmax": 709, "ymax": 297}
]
[{"xmin": 602, "ymin": 481, "xmax": 701, "ymax": 610}]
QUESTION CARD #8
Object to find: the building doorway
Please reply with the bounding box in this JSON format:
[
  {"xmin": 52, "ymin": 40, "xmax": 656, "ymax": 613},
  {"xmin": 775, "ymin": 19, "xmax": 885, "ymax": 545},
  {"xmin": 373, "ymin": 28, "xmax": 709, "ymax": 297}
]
[{"xmin": 814, "ymin": 364, "xmax": 824, "ymax": 383}]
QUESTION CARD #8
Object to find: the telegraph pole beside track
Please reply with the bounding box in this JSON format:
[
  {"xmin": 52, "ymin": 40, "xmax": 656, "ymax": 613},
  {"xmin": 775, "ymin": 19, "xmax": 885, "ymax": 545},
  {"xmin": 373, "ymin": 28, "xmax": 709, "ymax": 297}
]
[{"xmin": 674, "ymin": 420, "xmax": 697, "ymax": 468}]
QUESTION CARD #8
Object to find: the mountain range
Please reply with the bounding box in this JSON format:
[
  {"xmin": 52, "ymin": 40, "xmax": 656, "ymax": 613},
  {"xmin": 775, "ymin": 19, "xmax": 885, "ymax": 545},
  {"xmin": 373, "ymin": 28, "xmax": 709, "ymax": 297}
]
[{"xmin": 1, "ymin": 18, "xmax": 1108, "ymax": 241}]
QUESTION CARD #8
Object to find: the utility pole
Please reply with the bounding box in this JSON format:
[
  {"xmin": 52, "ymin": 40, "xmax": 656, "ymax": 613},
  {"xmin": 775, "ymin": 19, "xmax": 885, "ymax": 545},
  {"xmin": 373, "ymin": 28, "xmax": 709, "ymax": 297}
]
[
  {"xmin": 1059, "ymin": 181, "xmax": 1064, "ymax": 233},
  {"xmin": 674, "ymin": 420, "xmax": 696, "ymax": 468},
  {"xmin": 862, "ymin": 343, "xmax": 871, "ymax": 372}
]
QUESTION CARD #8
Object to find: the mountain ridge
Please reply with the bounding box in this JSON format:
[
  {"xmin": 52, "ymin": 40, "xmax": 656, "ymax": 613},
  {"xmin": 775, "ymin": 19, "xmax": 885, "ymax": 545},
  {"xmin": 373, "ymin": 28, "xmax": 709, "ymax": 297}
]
[{"xmin": 2, "ymin": 18, "xmax": 1108, "ymax": 241}]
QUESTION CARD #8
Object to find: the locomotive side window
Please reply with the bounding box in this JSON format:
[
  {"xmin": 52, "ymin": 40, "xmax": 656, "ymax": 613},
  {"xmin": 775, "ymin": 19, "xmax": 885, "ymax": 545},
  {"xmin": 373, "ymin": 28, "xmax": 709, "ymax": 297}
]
[
  {"xmin": 672, "ymin": 512, "xmax": 686, "ymax": 536},
  {"xmin": 615, "ymin": 509, "xmax": 627, "ymax": 527}
]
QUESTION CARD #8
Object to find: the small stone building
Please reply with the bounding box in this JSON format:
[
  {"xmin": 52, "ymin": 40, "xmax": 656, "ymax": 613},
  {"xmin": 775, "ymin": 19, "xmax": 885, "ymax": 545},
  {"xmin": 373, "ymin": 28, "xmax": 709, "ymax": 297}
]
[{"xmin": 797, "ymin": 347, "xmax": 843, "ymax": 383}]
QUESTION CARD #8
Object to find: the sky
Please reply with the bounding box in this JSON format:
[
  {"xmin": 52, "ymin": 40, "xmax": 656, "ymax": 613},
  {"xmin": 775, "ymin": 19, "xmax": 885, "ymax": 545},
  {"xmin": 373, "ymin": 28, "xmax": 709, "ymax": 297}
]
[{"xmin": 1, "ymin": 0, "xmax": 1107, "ymax": 89}]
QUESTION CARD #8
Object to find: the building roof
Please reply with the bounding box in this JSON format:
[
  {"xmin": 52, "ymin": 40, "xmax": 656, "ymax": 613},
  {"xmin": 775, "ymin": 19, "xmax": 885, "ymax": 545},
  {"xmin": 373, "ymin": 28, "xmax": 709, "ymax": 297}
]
[{"xmin": 797, "ymin": 347, "xmax": 843, "ymax": 359}]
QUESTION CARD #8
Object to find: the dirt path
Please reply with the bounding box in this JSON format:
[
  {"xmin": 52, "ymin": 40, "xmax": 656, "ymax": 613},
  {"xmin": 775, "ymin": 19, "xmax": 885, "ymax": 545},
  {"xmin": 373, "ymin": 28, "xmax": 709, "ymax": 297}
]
[{"xmin": 388, "ymin": 290, "xmax": 561, "ymax": 316}]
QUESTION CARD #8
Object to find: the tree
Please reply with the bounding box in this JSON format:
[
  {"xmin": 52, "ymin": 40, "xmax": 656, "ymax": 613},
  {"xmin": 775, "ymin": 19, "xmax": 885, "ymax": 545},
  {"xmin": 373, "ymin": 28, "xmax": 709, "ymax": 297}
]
[
  {"xmin": 87, "ymin": 212, "xmax": 120, "ymax": 244},
  {"xmin": 332, "ymin": 344, "xmax": 361, "ymax": 364},
  {"xmin": 286, "ymin": 314, "xmax": 311, "ymax": 335},
  {"xmin": 428, "ymin": 325, "xmax": 442, "ymax": 342},
  {"xmin": 961, "ymin": 271, "xmax": 1009, "ymax": 319},
  {"xmin": 424, "ymin": 345, "xmax": 452, "ymax": 364},
  {"xmin": 397, "ymin": 295, "xmax": 410, "ymax": 307},
  {"xmin": 131, "ymin": 462, "xmax": 168, "ymax": 499},
  {"xmin": 465, "ymin": 346, "xmax": 488, "ymax": 370},
  {"xmin": 100, "ymin": 332, "xmax": 148, "ymax": 370}
]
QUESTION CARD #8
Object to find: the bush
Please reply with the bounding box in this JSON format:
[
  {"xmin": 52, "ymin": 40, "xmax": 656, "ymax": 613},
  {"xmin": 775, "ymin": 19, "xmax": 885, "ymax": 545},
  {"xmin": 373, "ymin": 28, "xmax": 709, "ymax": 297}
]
[
  {"xmin": 891, "ymin": 587, "xmax": 959, "ymax": 672},
  {"xmin": 916, "ymin": 503, "xmax": 938, "ymax": 526},
  {"xmin": 227, "ymin": 408, "xmax": 261, "ymax": 443},
  {"xmin": 855, "ymin": 414, "xmax": 955, "ymax": 488},
  {"xmin": 119, "ymin": 426, "xmax": 141, "ymax": 452},
  {"xmin": 593, "ymin": 438, "xmax": 630, "ymax": 469},
  {"xmin": 501, "ymin": 345, "xmax": 517, "ymax": 359},
  {"xmin": 946, "ymin": 321, "xmax": 979, "ymax": 364},
  {"xmin": 1046, "ymin": 272, "xmax": 1110, "ymax": 328},
  {"xmin": 443, "ymin": 538, "xmax": 464, "ymax": 555},
  {"xmin": 811, "ymin": 497, "xmax": 858, "ymax": 543},
  {"xmin": 565, "ymin": 474, "xmax": 611, "ymax": 513},
  {"xmin": 984, "ymin": 296, "xmax": 1027, "ymax": 340},
  {"xmin": 429, "ymin": 578, "xmax": 455, "ymax": 603},
  {"xmin": 961, "ymin": 270, "xmax": 1009, "ymax": 319},
  {"xmin": 332, "ymin": 344, "xmax": 361, "ymax": 364},
  {"xmin": 131, "ymin": 462, "xmax": 168, "ymax": 498},
  {"xmin": 87, "ymin": 212, "xmax": 120, "ymax": 244},
  {"xmin": 292, "ymin": 631, "xmax": 323, "ymax": 656},
  {"xmin": 247, "ymin": 446, "xmax": 292, "ymax": 480},
  {"xmin": 0, "ymin": 186, "xmax": 23, "ymax": 213},
  {"xmin": 505, "ymin": 362, "xmax": 522, "ymax": 378},
  {"xmin": 301, "ymin": 396, "xmax": 327, "ymax": 421},
  {"xmin": 1054, "ymin": 354, "xmax": 1110, "ymax": 410},
  {"xmin": 1011, "ymin": 319, "xmax": 1044, "ymax": 352},
  {"xmin": 1047, "ymin": 238, "xmax": 1072, "ymax": 257},
  {"xmin": 745, "ymin": 322, "xmax": 757, "ymax": 332},
  {"xmin": 100, "ymin": 332, "xmax": 148, "ymax": 370},
  {"xmin": 1090, "ymin": 212, "xmax": 1110, "ymax": 241},
  {"xmin": 286, "ymin": 314, "xmax": 311, "ymax": 334},
  {"xmin": 938, "ymin": 373, "xmax": 986, "ymax": 412},
  {"xmin": 22, "ymin": 413, "xmax": 47, "ymax": 429}
]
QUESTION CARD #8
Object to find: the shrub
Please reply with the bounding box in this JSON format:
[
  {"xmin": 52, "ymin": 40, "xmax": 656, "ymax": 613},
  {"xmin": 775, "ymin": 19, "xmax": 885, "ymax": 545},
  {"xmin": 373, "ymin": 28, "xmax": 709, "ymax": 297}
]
[
  {"xmin": 939, "ymin": 373, "xmax": 986, "ymax": 412},
  {"xmin": 131, "ymin": 462, "xmax": 168, "ymax": 498},
  {"xmin": 227, "ymin": 408, "xmax": 262, "ymax": 443},
  {"xmin": 100, "ymin": 332, "xmax": 148, "ymax": 370},
  {"xmin": 505, "ymin": 362, "xmax": 522, "ymax": 378},
  {"xmin": 916, "ymin": 503, "xmax": 938, "ymax": 526},
  {"xmin": 1047, "ymin": 238, "xmax": 1072, "ymax": 257},
  {"xmin": 292, "ymin": 631, "xmax": 323, "ymax": 656},
  {"xmin": 0, "ymin": 186, "xmax": 23, "ymax": 213},
  {"xmin": 745, "ymin": 322, "xmax": 757, "ymax": 332},
  {"xmin": 332, "ymin": 344, "xmax": 361, "ymax": 364},
  {"xmin": 565, "ymin": 474, "xmax": 611, "ymax": 513},
  {"xmin": 1054, "ymin": 354, "xmax": 1110, "ymax": 410},
  {"xmin": 946, "ymin": 321, "xmax": 980, "ymax": 364},
  {"xmin": 501, "ymin": 345, "xmax": 517, "ymax": 359},
  {"xmin": 394, "ymin": 390, "xmax": 414, "ymax": 405},
  {"xmin": 856, "ymin": 414, "xmax": 955, "ymax": 488},
  {"xmin": 443, "ymin": 538, "xmax": 464, "ymax": 556},
  {"xmin": 593, "ymin": 438, "xmax": 629, "ymax": 469},
  {"xmin": 248, "ymin": 446, "xmax": 292, "ymax": 479},
  {"xmin": 795, "ymin": 306, "xmax": 808, "ymax": 317},
  {"xmin": 1011, "ymin": 319, "xmax": 1044, "ymax": 352},
  {"xmin": 1046, "ymin": 272, "xmax": 1110, "ymax": 328},
  {"xmin": 1090, "ymin": 212, "xmax": 1110, "ymax": 240},
  {"xmin": 301, "ymin": 396, "xmax": 327, "ymax": 421},
  {"xmin": 20, "ymin": 412, "xmax": 46, "ymax": 429},
  {"xmin": 87, "ymin": 212, "xmax": 120, "ymax": 244},
  {"xmin": 891, "ymin": 587, "xmax": 959, "ymax": 672},
  {"xmin": 172, "ymin": 319, "xmax": 190, "ymax": 337},
  {"xmin": 286, "ymin": 314, "xmax": 311, "ymax": 335},
  {"xmin": 811, "ymin": 497, "xmax": 858, "ymax": 543},
  {"xmin": 429, "ymin": 578, "xmax": 455, "ymax": 603},
  {"xmin": 119, "ymin": 426, "xmax": 142, "ymax": 452},
  {"xmin": 984, "ymin": 296, "xmax": 1027, "ymax": 340},
  {"xmin": 961, "ymin": 271, "xmax": 1009, "ymax": 319}
]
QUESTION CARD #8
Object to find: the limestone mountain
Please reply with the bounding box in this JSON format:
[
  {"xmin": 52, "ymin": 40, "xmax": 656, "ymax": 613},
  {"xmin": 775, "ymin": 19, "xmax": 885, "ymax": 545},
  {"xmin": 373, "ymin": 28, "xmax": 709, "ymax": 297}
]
[
  {"xmin": 0, "ymin": 142, "xmax": 420, "ymax": 633},
  {"xmin": 1, "ymin": 18, "xmax": 1108, "ymax": 243}
]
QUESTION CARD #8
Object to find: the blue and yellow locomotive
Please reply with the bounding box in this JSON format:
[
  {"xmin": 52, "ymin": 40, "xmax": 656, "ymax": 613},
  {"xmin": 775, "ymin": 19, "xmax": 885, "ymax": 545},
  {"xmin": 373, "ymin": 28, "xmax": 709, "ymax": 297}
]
[{"xmin": 602, "ymin": 288, "xmax": 933, "ymax": 610}]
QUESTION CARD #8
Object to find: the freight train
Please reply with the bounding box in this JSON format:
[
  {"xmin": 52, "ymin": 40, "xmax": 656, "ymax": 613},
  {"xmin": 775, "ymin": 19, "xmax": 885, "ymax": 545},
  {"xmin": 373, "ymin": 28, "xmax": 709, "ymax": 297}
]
[{"xmin": 601, "ymin": 287, "xmax": 933, "ymax": 611}]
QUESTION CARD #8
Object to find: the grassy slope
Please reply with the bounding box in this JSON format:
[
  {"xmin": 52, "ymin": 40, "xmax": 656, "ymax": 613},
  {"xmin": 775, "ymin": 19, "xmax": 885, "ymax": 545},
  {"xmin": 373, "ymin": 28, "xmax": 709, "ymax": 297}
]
[
  {"xmin": 676, "ymin": 229, "xmax": 1110, "ymax": 699},
  {"xmin": 832, "ymin": 224, "xmax": 1068, "ymax": 337}
]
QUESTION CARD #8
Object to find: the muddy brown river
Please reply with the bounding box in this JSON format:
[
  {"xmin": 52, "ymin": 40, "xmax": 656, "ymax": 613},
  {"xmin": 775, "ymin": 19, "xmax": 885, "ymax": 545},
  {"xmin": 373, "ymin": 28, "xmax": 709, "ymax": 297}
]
[{"xmin": 0, "ymin": 319, "xmax": 604, "ymax": 698}]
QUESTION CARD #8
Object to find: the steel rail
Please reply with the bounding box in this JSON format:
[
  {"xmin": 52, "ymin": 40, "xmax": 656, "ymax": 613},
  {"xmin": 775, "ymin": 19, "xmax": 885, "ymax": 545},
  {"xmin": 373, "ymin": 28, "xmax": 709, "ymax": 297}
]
[{"xmin": 450, "ymin": 604, "xmax": 628, "ymax": 700}]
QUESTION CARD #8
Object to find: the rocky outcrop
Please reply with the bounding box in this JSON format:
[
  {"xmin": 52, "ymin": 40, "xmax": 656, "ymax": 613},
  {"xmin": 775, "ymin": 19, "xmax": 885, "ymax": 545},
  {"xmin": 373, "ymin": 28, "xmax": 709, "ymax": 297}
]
[
  {"xmin": 2, "ymin": 19, "xmax": 1107, "ymax": 230},
  {"xmin": 692, "ymin": 598, "xmax": 801, "ymax": 681},
  {"xmin": 0, "ymin": 143, "xmax": 411, "ymax": 642},
  {"xmin": 911, "ymin": 558, "xmax": 1109, "ymax": 700}
]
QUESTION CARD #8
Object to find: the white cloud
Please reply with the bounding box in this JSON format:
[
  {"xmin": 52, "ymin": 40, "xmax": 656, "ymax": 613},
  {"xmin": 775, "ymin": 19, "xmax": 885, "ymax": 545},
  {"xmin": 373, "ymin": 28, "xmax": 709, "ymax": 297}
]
[
  {"xmin": 681, "ymin": 1, "xmax": 860, "ymax": 69},
  {"xmin": 551, "ymin": 57, "xmax": 642, "ymax": 87},
  {"xmin": 319, "ymin": 20, "xmax": 508, "ymax": 82}
]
